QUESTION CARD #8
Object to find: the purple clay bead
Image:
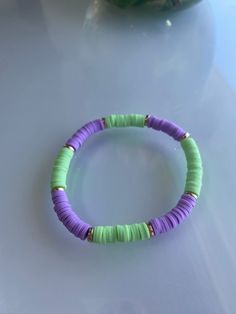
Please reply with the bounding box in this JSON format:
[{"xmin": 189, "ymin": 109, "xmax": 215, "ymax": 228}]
[
  {"xmin": 166, "ymin": 213, "xmax": 178, "ymax": 229},
  {"xmin": 149, "ymin": 193, "xmax": 197, "ymax": 235},
  {"xmin": 66, "ymin": 119, "xmax": 104, "ymax": 150},
  {"xmin": 147, "ymin": 115, "xmax": 186, "ymax": 141},
  {"xmin": 51, "ymin": 190, "xmax": 91, "ymax": 240}
]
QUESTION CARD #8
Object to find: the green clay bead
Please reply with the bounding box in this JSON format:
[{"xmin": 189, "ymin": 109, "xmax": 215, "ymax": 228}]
[
  {"xmin": 92, "ymin": 223, "xmax": 150, "ymax": 243},
  {"xmin": 105, "ymin": 114, "xmax": 145, "ymax": 128},
  {"xmin": 181, "ymin": 137, "xmax": 203, "ymax": 197},
  {"xmin": 51, "ymin": 147, "xmax": 74, "ymax": 189}
]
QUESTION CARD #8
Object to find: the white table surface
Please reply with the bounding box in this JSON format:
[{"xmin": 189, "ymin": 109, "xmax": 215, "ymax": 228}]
[{"xmin": 1, "ymin": 0, "xmax": 236, "ymax": 313}]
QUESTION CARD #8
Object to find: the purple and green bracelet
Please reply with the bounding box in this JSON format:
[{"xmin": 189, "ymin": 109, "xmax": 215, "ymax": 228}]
[{"xmin": 50, "ymin": 114, "xmax": 203, "ymax": 244}]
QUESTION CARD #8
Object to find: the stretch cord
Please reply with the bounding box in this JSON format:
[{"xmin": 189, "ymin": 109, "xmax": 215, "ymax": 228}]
[{"xmin": 50, "ymin": 114, "xmax": 203, "ymax": 244}]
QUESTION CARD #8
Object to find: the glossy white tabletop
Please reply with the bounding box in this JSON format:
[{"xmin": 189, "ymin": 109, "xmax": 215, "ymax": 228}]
[{"xmin": 1, "ymin": 1, "xmax": 236, "ymax": 313}]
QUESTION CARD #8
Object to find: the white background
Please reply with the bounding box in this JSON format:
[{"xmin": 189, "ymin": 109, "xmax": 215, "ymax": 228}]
[{"xmin": 0, "ymin": 0, "xmax": 236, "ymax": 313}]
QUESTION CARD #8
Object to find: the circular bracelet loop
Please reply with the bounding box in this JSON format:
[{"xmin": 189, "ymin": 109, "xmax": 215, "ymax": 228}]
[{"xmin": 50, "ymin": 114, "xmax": 203, "ymax": 244}]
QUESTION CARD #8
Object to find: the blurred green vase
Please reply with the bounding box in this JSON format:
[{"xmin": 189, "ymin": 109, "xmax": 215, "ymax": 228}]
[{"xmin": 106, "ymin": 0, "xmax": 202, "ymax": 9}]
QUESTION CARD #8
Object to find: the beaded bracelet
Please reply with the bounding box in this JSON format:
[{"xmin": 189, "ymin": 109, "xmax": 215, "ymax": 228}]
[{"xmin": 51, "ymin": 114, "xmax": 203, "ymax": 244}]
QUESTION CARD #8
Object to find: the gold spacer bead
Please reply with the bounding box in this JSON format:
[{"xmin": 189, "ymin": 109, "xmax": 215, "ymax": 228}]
[
  {"xmin": 186, "ymin": 191, "xmax": 198, "ymax": 199},
  {"xmin": 144, "ymin": 114, "xmax": 149, "ymax": 126},
  {"xmin": 181, "ymin": 132, "xmax": 190, "ymax": 140},
  {"xmin": 147, "ymin": 223, "xmax": 155, "ymax": 237},
  {"xmin": 52, "ymin": 186, "xmax": 65, "ymax": 191},
  {"xmin": 102, "ymin": 117, "xmax": 107, "ymax": 128},
  {"xmin": 64, "ymin": 144, "xmax": 76, "ymax": 152},
  {"xmin": 87, "ymin": 227, "xmax": 94, "ymax": 242}
]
